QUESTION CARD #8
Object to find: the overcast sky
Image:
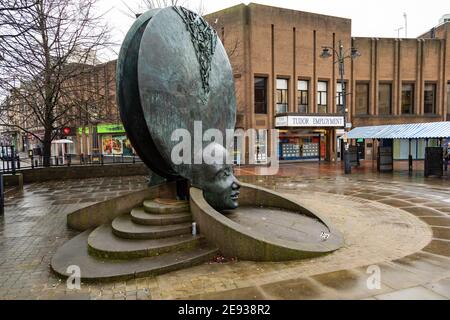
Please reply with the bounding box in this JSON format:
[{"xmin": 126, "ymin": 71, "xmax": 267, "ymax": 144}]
[{"xmin": 98, "ymin": 0, "xmax": 449, "ymax": 59}]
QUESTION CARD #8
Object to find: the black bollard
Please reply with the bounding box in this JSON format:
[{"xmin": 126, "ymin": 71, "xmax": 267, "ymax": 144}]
[
  {"xmin": 10, "ymin": 146, "xmax": 16, "ymax": 175},
  {"xmin": 344, "ymin": 150, "xmax": 351, "ymax": 174},
  {"xmin": 408, "ymin": 155, "xmax": 413, "ymax": 174},
  {"xmin": 0, "ymin": 173, "xmax": 4, "ymax": 216}
]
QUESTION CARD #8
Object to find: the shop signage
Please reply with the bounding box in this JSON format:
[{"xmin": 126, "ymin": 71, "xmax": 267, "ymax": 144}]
[
  {"xmin": 77, "ymin": 124, "xmax": 126, "ymax": 135},
  {"xmin": 97, "ymin": 124, "xmax": 126, "ymax": 134},
  {"xmin": 275, "ymin": 115, "xmax": 344, "ymax": 128}
]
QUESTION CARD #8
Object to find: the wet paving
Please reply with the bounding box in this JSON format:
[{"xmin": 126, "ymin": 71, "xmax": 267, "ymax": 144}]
[
  {"xmin": 0, "ymin": 176, "xmax": 147, "ymax": 299},
  {"xmin": 0, "ymin": 162, "xmax": 449, "ymax": 299}
]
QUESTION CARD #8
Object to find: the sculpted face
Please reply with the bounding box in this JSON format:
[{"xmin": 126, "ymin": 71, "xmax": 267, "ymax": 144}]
[
  {"xmin": 202, "ymin": 164, "xmax": 241, "ymax": 211},
  {"xmin": 192, "ymin": 142, "xmax": 241, "ymax": 210}
]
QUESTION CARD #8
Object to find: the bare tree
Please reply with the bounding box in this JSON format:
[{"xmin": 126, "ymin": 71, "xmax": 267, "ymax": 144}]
[
  {"xmin": 0, "ymin": 0, "xmax": 112, "ymax": 166},
  {"xmin": 137, "ymin": 0, "xmax": 204, "ymax": 16},
  {"xmin": 0, "ymin": 0, "xmax": 37, "ymax": 40}
]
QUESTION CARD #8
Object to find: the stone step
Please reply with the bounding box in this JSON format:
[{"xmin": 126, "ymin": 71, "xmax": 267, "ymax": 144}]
[
  {"xmin": 112, "ymin": 214, "xmax": 192, "ymax": 239},
  {"xmin": 51, "ymin": 230, "xmax": 218, "ymax": 282},
  {"xmin": 88, "ymin": 224, "xmax": 203, "ymax": 259},
  {"xmin": 131, "ymin": 207, "xmax": 192, "ymax": 226},
  {"xmin": 143, "ymin": 198, "xmax": 190, "ymax": 214}
]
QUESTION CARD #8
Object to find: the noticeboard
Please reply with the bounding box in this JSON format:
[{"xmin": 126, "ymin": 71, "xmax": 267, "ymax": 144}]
[
  {"xmin": 377, "ymin": 146, "xmax": 393, "ymax": 172},
  {"xmin": 424, "ymin": 147, "xmax": 443, "ymax": 177}
]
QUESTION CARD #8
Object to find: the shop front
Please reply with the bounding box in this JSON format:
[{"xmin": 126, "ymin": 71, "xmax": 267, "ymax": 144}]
[
  {"xmin": 97, "ymin": 124, "xmax": 134, "ymax": 156},
  {"xmin": 76, "ymin": 124, "xmax": 134, "ymax": 156},
  {"xmin": 275, "ymin": 114, "xmax": 345, "ymax": 162}
]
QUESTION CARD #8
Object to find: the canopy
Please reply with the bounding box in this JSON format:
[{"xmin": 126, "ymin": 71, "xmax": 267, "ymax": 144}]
[
  {"xmin": 346, "ymin": 122, "xmax": 450, "ymax": 139},
  {"xmin": 52, "ymin": 139, "xmax": 73, "ymax": 144}
]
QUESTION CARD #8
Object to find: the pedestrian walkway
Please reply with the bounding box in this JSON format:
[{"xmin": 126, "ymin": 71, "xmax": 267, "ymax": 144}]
[{"xmin": 0, "ymin": 164, "xmax": 449, "ymax": 299}]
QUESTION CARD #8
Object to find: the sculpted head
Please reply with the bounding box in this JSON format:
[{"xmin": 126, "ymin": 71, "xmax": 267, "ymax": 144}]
[{"xmin": 191, "ymin": 142, "xmax": 241, "ymax": 210}]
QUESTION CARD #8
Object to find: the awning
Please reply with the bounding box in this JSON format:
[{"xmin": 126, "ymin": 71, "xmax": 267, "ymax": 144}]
[
  {"xmin": 346, "ymin": 122, "xmax": 450, "ymax": 139},
  {"xmin": 52, "ymin": 139, "xmax": 73, "ymax": 144}
]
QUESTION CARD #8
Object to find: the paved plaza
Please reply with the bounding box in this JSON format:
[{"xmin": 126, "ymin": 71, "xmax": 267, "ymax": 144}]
[{"xmin": 1, "ymin": 162, "xmax": 449, "ymax": 299}]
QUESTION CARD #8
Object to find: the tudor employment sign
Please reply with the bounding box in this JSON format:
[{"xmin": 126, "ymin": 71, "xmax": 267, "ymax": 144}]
[{"xmin": 275, "ymin": 115, "xmax": 344, "ymax": 128}]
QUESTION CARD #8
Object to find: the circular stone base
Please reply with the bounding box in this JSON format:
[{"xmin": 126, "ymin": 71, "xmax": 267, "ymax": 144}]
[{"xmin": 223, "ymin": 207, "xmax": 330, "ymax": 244}]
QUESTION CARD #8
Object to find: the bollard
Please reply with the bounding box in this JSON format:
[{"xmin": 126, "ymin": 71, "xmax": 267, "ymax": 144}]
[
  {"xmin": 408, "ymin": 155, "xmax": 413, "ymax": 174},
  {"xmin": 344, "ymin": 150, "xmax": 351, "ymax": 174},
  {"xmin": 0, "ymin": 173, "xmax": 4, "ymax": 216},
  {"xmin": 10, "ymin": 146, "xmax": 16, "ymax": 175}
]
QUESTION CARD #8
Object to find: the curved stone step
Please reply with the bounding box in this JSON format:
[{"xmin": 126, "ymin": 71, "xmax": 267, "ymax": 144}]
[
  {"xmin": 51, "ymin": 230, "xmax": 218, "ymax": 282},
  {"xmin": 143, "ymin": 198, "xmax": 190, "ymax": 214},
  {"xmin": 88, "ymin": 224, "xmax": 203, "ymax": 259},
  {"xmin": 112, "ymin": 214, "xmax": 192, "ymax": 239},
  {"xmin": 131, "ymin": 207, "xmax": 192, "ymax": 226}
]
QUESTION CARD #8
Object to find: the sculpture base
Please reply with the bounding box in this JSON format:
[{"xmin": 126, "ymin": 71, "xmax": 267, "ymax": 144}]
[{"xmin": 190, "ymin": 183, "xmax": 343, "ymax": 261}]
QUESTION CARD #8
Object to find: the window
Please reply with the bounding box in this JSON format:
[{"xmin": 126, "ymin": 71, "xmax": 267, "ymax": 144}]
[
  {"xmin": 447, "ymin": 83, "xmax": 450, "ymax": 116},
  {"xmin": 297, "ymin": 80, "xmax": 309, "ymax": 113},
  {"xmin": 317, "ymin": 81, "xmax": 328, "ymax": 113},
  {"xmin": 336, "ymin": 82, "xmax": 344, "ymax": 114},
  {"xmin": 276, "ymin": 78, "xmax": 288, "ymax": 113},
  {"xmin": 254, "ymin": 77, "xmax": 267, "ymax": 114},
  {"xmin": 402, "ymin": 83, "xmax": 414, "ymax": 114},
  {"xmin": 255, "ymin": 130, "xmax": 267, "ymax": 163},
  {"xmin": 355, "ymin": 82, "xmax": 369, "ymax": 115},
  {"xmin": 424, "ymin": 83, "xmax": 436, "ymax": 114},
  {"xmin": 378, "ymin": 83, "xmax": 392, "ymax": 115}
]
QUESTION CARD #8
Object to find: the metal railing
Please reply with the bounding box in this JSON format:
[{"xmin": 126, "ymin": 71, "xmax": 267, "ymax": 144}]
[{"xmin": 1, "ymin": 145, "xmax": 143, "ymax": 174}]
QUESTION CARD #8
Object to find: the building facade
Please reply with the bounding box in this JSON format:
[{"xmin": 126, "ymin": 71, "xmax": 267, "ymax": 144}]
[
  {"xmin": 205, "ymin": 3, "xmax": 450, "ymax": 163},
  {"xmin": 4, "ymin": 3, "xmax": 449, "ymax": 163}
]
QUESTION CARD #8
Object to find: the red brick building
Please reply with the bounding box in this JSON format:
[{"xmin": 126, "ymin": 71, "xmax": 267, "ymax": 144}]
[{"xmin": 205, "ymin": 3, "xmax": 450, "ymax": 163}]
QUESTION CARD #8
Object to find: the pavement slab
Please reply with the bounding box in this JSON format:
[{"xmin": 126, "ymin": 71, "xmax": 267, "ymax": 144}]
[{"xmin": 1, "ymin": 163, "xmax": 449, "ymax": 299}]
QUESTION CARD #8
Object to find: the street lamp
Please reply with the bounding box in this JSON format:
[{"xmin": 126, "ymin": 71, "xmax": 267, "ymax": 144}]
[{"xmin": 320, "ymin": 40, "xmax": 360, "ymax": 174}]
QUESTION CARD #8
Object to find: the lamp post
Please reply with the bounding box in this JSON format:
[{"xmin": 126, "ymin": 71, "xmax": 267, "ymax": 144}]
[{"xmin": 320, "ymin": 40, "xmax": 360, "ymax": 174}]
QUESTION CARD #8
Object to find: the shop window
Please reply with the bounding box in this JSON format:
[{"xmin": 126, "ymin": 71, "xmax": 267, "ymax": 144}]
[
  {"xmin": 276, "ymin": 78, "xmax": 288, "ymax": 114},
  {"xmin": 336, "ymin": 81, "xmax": 344, "ymax": 113},
  {"xmin": 254, "ymin": 77, "xmax": 267, "ymax": 114},
  {"xmin": 424, "ymin": 83, "xmax": 436, "ymax": 114},
  {"xmin": 278, "ymin": 136, "xmax": 319, "ymax": 160},
  {"xmin": 297, "ymin": 80, "xmax": 309, "ymax": 113},
  {"xmin": 378, "ymin": 83, "xmax": 392, "ymax": 115},
  {"xmin": 355, "ymin": 82, "xmax": 369, "ymax": 115},
  {"xmin": 402, "ymin": 83, "xmax": 415, "ymax": 114},
  {"xmin": 255, "ymin": 130, "xmax": 267, "ymax": 163},
  {"xmin": 317, "ymin": 81, "xmax": 328, "ymax": 113},
  {"xmin": 102, "ymin": 135, "xmax": 133, "ymax": 156}
]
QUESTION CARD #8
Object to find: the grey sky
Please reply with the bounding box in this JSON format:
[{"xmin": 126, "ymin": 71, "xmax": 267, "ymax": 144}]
[{"xmin": 98, "ymin": 0, "xmax": 449, "ymax": 59}]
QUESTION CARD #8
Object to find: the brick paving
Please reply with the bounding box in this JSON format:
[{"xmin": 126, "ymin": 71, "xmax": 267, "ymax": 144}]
[{"xmin": 0, "ymin": 163, "xmax": 449, "ymax": 300}]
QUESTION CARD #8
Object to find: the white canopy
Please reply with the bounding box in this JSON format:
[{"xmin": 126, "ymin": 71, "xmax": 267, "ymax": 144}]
[
  {"xmin": 346, "ymin": 122, "xmax": 450, "ymax": 139},
  {"xmin": 52, "ymin": 139, "xmax": 74, "ymax": 144}
]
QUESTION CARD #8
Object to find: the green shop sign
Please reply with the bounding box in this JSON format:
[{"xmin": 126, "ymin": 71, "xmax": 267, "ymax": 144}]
[
  {"xmin": 77, "ymin": 127, "xmax": 89, "ymax": 135},
  {"xmin": 77, "ymin": 124, "xmax": 125, "ymax": 135},
  {"xmin": 97, "ymin": 124, "xmax": 125, "ymax": 134}
]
